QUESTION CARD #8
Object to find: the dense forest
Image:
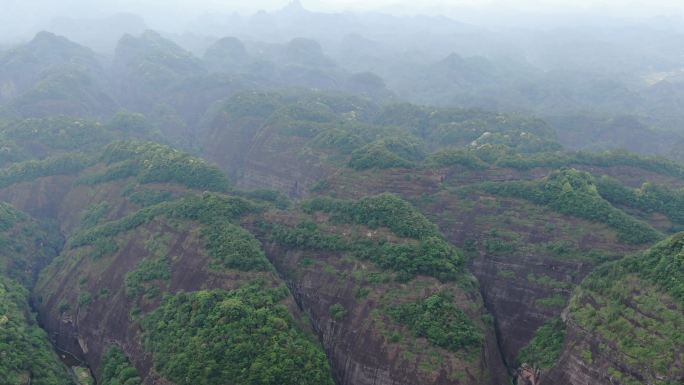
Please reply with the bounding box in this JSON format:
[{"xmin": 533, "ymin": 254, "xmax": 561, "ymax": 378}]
[{"xmin": 0, "ymin": 2, "xmax": 682, "ymax": 385}]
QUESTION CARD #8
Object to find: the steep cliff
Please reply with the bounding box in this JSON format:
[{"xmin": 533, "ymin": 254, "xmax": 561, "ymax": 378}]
[
  {"xmin": 0, "ymin": 203, "xmax": 71, "ymax": 384},
  {"xmin": 1, "ymin": 90, "xmax": 683, "ymax": 385},
  {"xmin": 544, "ymin": 233, "xmax": 684, "ymax": 385},
  {"xmin": 249, "ymin": 198, "xmax": 509, "ymax": 385},
  {"xmin": 32, "ymin": 188, "xmax": 336, "ymax": 385}
]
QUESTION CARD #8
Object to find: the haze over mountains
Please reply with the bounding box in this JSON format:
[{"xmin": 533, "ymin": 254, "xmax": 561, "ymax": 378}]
[
  {"xmin": 2, "ymin": 1, "xmax": 684, "ymax": 161},
  {"xmin": 0, "ymin": 2, "xmax": 682, "ymax": 385}
]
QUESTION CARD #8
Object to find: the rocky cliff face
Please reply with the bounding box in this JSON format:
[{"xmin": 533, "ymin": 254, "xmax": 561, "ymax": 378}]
[
  {"xmin": 24, "ymin": 174, "xmax": 512, "ymax": 385},
  {"xmin": 543, "ymin": 234, "xmax": 684, "ymax": 385},
  {"xmin": 422, "ymin": 193, "xmax": 640, "ymax": 369},
  {"xmin": 251, "ymin": 210, "xmax": 509, "ymax": 385},
  {"xmin": 12, "ymin": 154, "xmax": 679, "ymax": 385},
  {"xmin": 312, "ymin": 166, "xmax": 647, "ymax": 373},
  {"xmin": 316, "ymin": 167, "xmax": 683, "ymax": 385},
  {"xmin": 1, "ymin": 104, "xmax": 683, "ymax": 385},
  {"xmin": 471, "ymin": 254, "xmax": 590, "ymax": 367},
  {"xmin": 34, "ymin": 218, "xmax": 279, "ymax": 383},
  {"xmin": 2, "ymin": 30, "xmax": 684, "ymax": 385},
  {"xmin": 203, "ymin": 110, "xmax": 339, "ymax": 197}
]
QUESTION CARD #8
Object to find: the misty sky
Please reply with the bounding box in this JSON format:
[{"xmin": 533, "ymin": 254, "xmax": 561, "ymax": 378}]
[
  {"xmin": 9, "ymin": 0, "xmax": 684, "ymax": 10},
  {"xmin": 3, "ymin": 0, "xmax": 684, "ymax": 42},
  {"xmin": 6, "ymin": 0, "xmax": 684, "ymax": 15}
]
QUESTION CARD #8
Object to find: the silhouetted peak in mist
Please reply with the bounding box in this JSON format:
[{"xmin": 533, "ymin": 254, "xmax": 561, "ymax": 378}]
[{"xmin": 282, "ymin": 0, "xmax": 306, "ymax": 15}]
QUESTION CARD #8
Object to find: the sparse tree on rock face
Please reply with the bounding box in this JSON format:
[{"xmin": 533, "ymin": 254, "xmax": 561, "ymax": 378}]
[{"xmin": 516, "ymin": 363, "xmax": 540, "ymax": 385}]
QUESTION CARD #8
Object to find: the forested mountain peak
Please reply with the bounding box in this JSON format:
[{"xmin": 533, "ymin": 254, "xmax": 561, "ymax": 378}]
[{"xmin": 0, "ymin": 31, "xmax": 100, "ymax": 75}]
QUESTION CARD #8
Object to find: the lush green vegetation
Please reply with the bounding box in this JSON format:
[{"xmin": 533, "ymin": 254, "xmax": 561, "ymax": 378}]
[
  {"xmin": 0, "ymin": 277, "xmax": 71, "ymax": 385},
  {"xmin": 1, "ymin": 118, "xmax": 111, "ymax": 152},
  {"xmin": 526, "ymin": 273, "xmax": 571, "ymax": 289},
  {"xmin": 329, "ymin": 303, "xmax": 347, "ymax": 320},
  {"xmin": 234, "ymin": 189, "xmax": 290, "ymax": 209},
  {"xmin": 223, "ymin": 92, "xmax": 376, "ymax": 143},
  {"xmin": 617, "ymin": 233, "xmax": 684, "ymax": 304},
  {"xmin": 202, "ymin": 223, "xmax": 271, "ymax": 271},
  {"xmin": 517, "ymin": 318, "xmax": 565, "ymax": 369},
  {"xmin": 419, "ymin": 143, "xmax": 684, "ymax": 183},
  {"xmin": 0, "ymin": 136, "xmax": 26, "ymax": 166},
  {"xmin": 105, "ymin": 111, "xmax": 162, "ymax": 140},
  {"xmin": 424, "ymin": 148, "xmax": 488, "ymax": 169},
  {"xmin": 0, "ymin": 201, "xmax": 24, "ymax": 231},
  {"xmin": 100, "ymin": 347, "xmax": 141, "ymax": 385},
  {"xmin": 272, "ymin": 220, "xmax": 347, "ymax": 251},
  {"xmin": 481, "ymin": 168, "xmax": 661, "ymax": 244},
  {"xmin": 76, "ymin": 161, "xmax": 139, "ymax": 186},
  {"xmin": 3, "ymin": 65, "xmax": 684, "ymax": 385},
  {"xmin": 571, "ymin": 283, "xmax": 682, "ymax": 381},
  {"xmin": 5, "ymin": 36, "xmax": 684, "ymax": 385},
  {"xmin": 80, "ymin": 202, "xmax": 111, "ymax": 229},
  {"xmin": 142, "ymin": 284, "xmax": 334, "ymax": 385},
  {"xmin": 79, "ymin": 141, "xmax": 229, "ymax": 191},
  {"xmin": 310, "ymin": 127, "xmax": 366, "ymax": 154},
  {"xmin": 348, "ymin": 137, "xmax": 423, "ymax": 170},
  {"xmin": 352, "ymin": 237, "xmax": 464, "ymax": 281},
  {"xmin": 124, "ymin": 257, "xmax": 171, "ymax": 298},
  {"xmin": 496, "ymin": 149, "xmax": 684, "ymax": 179},
  {"xmin": 0, "ymin": 203, "xmax": 61, "ymax": 286},
  {"xmin": 388, "ymin": 292, "xmax": 482, "ymax": 352},
  {"xmin": 373, "ymin": 104, "xmax": 557, "ymax": 145},
  {"xmin": 221, "ymin": 92, "xmax": 283, "ymax": 121},
  {"xmin": 78, "ymin": 292, "xmax": 92, "ymax": 307},
  {"xmin": 73, "ymin": 367, "xmax": 93, "ymax": 385},
  {"xmin": 535, "ymin": 295, "xmax": 566, "ymax": 308},
  {"xmin": 596, "ymin": 176, "xmax": 684, "ymax": 229},
  {"xmin": 219, "ymin": 94, "xmax": 569, "ymax": 168},
  {"xmin": 303, "ymin": 193, "xmax": 439, "ymax": 239},
  {"xmin": 164, "ymin": 193, "xmax": 262, "ymax": 224},
  {"xmin": 125, "ymin": 189, "xmax": 174, "ymax": 207},
  {"xmin": 70, "ymin": 193, "xmax": 269, "ymax": 271},
  {"xmin": 210, "ymin": 91, "xmax": 684, "ymax": 192},
  {"xmin": 271, "ymin": 213, "xmax": 464, "ymax": 281},
  {"xmin": 70, "ymin": 193, "xmax": 260, "ymax": 248},
  {"xmin": 473, "ymin": 132, "xmax": 562, "ymax": 154},
  {"xmin": 0, "ymin": 153, "xmax": 90, "ymax": 188},
  {"xmin": 569, "ymin": 233, "xmax": 684, "ymax": 382},
  {"xmin": 0, "ymin": 115, "xmax": 161, "ymax": 169}
]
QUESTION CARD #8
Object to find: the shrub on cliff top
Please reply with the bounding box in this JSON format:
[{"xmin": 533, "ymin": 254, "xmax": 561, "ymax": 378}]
[
  {"xmin": 303, "ymin": 193, "xmax": 438, "ymax": 239},
  {"xmin": 388, "ymin": 292, "xmax": 483, "ymax": 352},
  {"xmin": 481, "ymin": 168, "xmax": 661, "ymax": 244},
  {"xmin": 142, "ymin": 284, "xmax": 335, "ymax": 385}
]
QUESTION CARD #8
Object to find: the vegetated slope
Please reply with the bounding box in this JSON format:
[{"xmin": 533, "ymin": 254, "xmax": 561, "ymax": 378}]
[
  {"xmin": 34, "ymin": 192, "xmax": 336, "ymax": 385},
  {"xmin": 314, "ymin": 164, "xmax": 646, "ymax": 371},
  {"xmin": 111, "ymin": 30, "xmax": 206, "ymax": 113},
  {"xmin": 0, "ymin": 133, "xmax": 500, "ymax": 385},
  {"xmin": 0, "ymin": 115, "xmax": 161, "ymax": 167},
  {"xmin": 545, "ymin": 233, "xmax": 684, "ymax": 385},
  {"xmin": 0, "ymin": 30, "xmax": 393, "ymax": 154},
  {"xmin": 250, "ymin": 193, "xmax": 508, "ymax": 385},
  {"xmin": 0, "ymin": 31, "xmax": 116, "ymax": 118},
  {"xmin": 0, "ymin": 84, "xmax": 683, "ymax": 385},
  {"xmin": 5, "ymin": 23, "xmax": 684, "ymax": 163},
  {"xmin": 200, "ymin": 90, "xmax": 561, "ymax": 195},
  {"xmin": 0, "ymin": 203, "xmax": 71, "ymax": 385},
  {"xmin": 0, "ymin": 277, "xmax": 73, "ymax": 385},
  {"xmin": 199, "ymin": 91, "xmax": 684, "ymax": 383},
  {"xmin": 27, "ymin": 146, "xmax": 507, "ymax": 385}
]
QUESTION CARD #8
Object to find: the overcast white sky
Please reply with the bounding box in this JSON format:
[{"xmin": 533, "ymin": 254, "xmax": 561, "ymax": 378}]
[
  {"xmin": 2, "ymin": 0, "xmax": 684, "ymax": 41},
  {"xmin": 5, "ymin": 0, "xmax": 684, "ymax": 17}
]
